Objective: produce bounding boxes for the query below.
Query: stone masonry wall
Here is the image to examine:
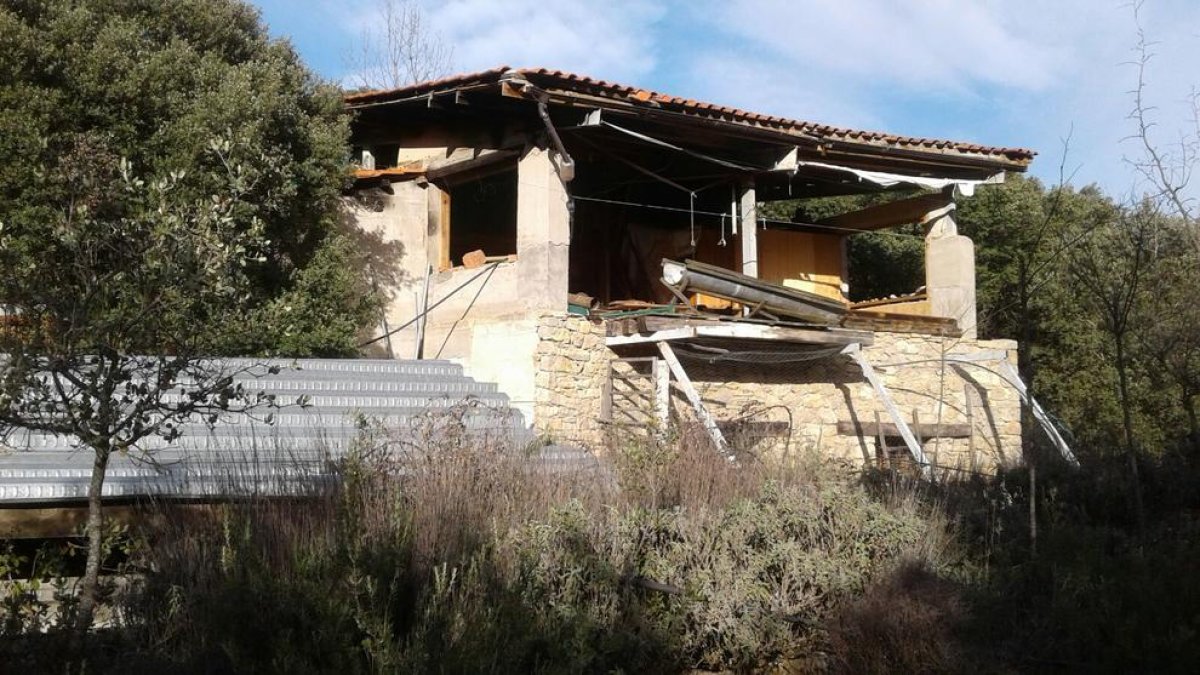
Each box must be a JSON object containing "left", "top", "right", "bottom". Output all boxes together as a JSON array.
[{"left": 533, "top": 312, "right": 1023, "bottom": 472}]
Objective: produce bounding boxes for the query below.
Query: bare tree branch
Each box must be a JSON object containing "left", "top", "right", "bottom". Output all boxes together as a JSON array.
[
  {"left": 346, "top": 0, "right": 455, "bottom": 90},
  {"left": 1124, "top": 0, "right": 1197, "bottom": 230}
]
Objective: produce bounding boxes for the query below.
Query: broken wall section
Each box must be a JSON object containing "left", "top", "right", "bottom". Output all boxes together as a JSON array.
[
  {"left": 533, "top": 314, "right": 1022, "bottom": 472},
  {"left": 346, "top": 143, "right": 572, "bottom": 424}
]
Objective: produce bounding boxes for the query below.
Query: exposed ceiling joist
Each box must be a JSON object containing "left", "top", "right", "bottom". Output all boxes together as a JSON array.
[{"left": 818, "top": 192, "right": 954, "bottom": 232}]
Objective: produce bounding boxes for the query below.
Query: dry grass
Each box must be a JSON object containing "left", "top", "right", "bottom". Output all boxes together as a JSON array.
[{"left": 7, "top": 410, "right": 963, "bottom": 673}]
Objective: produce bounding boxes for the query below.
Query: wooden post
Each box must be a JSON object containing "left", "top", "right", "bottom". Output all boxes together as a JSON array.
[
  {"left": 653, "top": 357, "right": 670, "bottom": 436},
  {"left": 874, "top": 410, "right": 885, "bottom": 469},
  {"left": 1029, "top": 461, "right": 1038, "bottom": 558},
  {"left": 657, "top": 341, "right": 729, "bottom": 456},
  {"left": 415, "top": 265, "right": 431, "bottom": 359},
  {"left": 843, "top": 344, "right": 930, "bottom": 475},
  {"left": 965, "top": 384, "right": 978, "bottom": 473},
  {"left": 915, "top": 409, "right": 929, "bottom": 477},
  {"left": 601, "top": 363, "right": 613, "bottom": 423}
]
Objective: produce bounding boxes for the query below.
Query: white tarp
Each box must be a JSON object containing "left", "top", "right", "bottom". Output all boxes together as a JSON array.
[{"left": 795, "top": 160, "right": 1005, "bottom": 196}]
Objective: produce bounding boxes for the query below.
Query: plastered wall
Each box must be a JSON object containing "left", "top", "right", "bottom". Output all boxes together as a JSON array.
[{"left": 346, "top": 144, "right": 570, "bottom": 424}]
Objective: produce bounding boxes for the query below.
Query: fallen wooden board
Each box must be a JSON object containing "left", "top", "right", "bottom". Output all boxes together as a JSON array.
[
  {"left": 842, "top": 310, "right": 961, "bottom": 337},
  {"left": 837, "top": 420, "right": 971, "bottom": 438},
  {"left": 607, "top": 315, "right": 873, "bottom": 346}
]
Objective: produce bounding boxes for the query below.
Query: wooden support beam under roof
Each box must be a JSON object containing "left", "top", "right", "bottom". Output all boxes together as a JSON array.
[
  {"left": 817, "top": 191, "right": 953, "bottom": 232},
  {"left": 605, "top": 314, "right": 873, "bottom": 347},
  {"left": 426, "top": 148, "right": 521, "bottom": 183}
]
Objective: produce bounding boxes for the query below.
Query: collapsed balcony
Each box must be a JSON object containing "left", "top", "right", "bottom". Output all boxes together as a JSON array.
[{"left": 343, "top": 67, "right": 1063, "bottom": 472}]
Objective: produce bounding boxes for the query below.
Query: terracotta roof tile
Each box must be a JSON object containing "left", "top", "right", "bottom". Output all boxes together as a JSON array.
[{"left": 344, "top": 66, "right": 1035, "bottom": 165}]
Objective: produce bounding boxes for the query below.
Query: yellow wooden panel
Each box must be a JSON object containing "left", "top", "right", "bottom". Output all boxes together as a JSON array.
[
  {"left": 691, "top": 226, "right": 740, "bottom": 309},
  {"left": 757, "top": 229, "right": 846, "bottom": 302},
  {"left": 854, "top": 299, "right": 931, "bottom": 317}
]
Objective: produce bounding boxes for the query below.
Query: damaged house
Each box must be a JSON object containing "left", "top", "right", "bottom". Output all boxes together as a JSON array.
[{"left": 347, "top": 66, "right": 1074, "bottom": 473}]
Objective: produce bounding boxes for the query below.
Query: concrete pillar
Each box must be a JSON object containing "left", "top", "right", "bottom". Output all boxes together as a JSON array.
[
  {"left": 738, "top": 180, "right": 758, "bottom": 278},
  {"left": 925, "top": 213, "right": 977, "bottom": 338},
  {"left": 516, "top": 143, "right": 571, "bottom": 312}
]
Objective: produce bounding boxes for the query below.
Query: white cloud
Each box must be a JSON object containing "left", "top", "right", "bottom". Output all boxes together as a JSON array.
[
  {"left": 677, "top": 0, "right": 1200, "bottom": 197},
  {"left": 424, "top": 0, "right": 667, "bottom": 83},
  {"left": 698, "top": 0, "right": 1067, "bottom": 93},
  {"left": 272, "top": 0, "right": 1200, "bottom": 197},
  {"left": 681, "top": 53, "right": 885, "bottom": 130}
]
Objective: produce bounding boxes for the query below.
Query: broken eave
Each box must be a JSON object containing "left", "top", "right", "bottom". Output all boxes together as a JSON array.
[
  {"left": 344, "top": 66, "right": 1035, "bottom": 184},
  {"left": 492, "top": 69, "right": 1033, "bottom": 173},
  {"left": 352, "top": 165, "right": 424, "bottom": 181}
]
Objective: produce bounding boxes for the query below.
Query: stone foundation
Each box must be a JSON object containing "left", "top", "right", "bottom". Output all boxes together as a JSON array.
[{"left": 533, "top": 312, "right": 1022, "bottom": 472}]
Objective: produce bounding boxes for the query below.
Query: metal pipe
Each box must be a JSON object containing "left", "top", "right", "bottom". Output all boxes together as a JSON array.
[
  {"left": 662, "top": 259, "right": 844, "bottom": 324},
  {"left": 536, "top": 98, "right": 576, "bottom": 182}
]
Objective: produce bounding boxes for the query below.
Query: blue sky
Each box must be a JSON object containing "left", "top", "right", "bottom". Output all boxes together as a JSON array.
[{"left": 254, "top": 0, "right": 1200, "bottom": 198}]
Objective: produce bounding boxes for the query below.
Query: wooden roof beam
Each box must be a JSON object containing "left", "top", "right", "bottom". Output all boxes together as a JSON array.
[{"left": 817, "top": 191, "right": 954, "bottom": 232}]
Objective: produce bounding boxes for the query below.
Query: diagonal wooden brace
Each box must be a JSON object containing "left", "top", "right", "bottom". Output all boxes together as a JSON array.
[
  {"left": 656, "top": 341, "right": 730, "bottom": 457},
  {"left": 842, "top": 343, "right": 931, "bottom": 475}
]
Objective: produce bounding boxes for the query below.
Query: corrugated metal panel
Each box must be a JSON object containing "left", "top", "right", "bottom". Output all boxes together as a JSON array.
[{"left": 0, "top": 359, "right": 597, "bottom": 503}]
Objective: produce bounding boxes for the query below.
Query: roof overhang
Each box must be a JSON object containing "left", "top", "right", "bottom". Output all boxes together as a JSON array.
[{"left": 345, "top": 67, "right": 1034, "bottom": 181}]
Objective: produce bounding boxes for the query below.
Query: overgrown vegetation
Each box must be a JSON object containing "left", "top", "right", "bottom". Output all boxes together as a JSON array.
[
  {"left": 2, "top": 424, "right": 965, "bottom": 673},
  {"left": 6, "top": 425, "right": 1196, "bottom": 673},
  {"left": 3, "top": 0, "right": 1199, "bottom": 672}
]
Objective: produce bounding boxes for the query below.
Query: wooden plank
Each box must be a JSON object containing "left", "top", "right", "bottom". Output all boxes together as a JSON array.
[
  {"left": 678, "top": 420, "right": 790, "bottom": 436},
  {"left": 966, "top": 384, "right": 977, "bottom": 472},
  {"left": 843, "top": 344, "right": 930, "bottom": 473},
  {"left": 836, "top": 420, "right": 971, "bottom": 438},
  {"left": 0, "top": 502, "right": 213, "bottom": 539},
  {"left": 609, "top": 372, "right": 654, "bottom": 381},
  {"left": 874, "top": 411, "right": 885, "bottom": 468},
  {"left": 757, "top": 229, "right": 847, "bottom": 303},
  {"left": 818, "top": 192, "right": 952, "bottom": 232},
  {"left": 851, "top": 292, "right": 928, "bottom": 310},
  {"left": 653, "top": 357, "right": 670, "bottom": 432},
  {"left": 425, "top": 148, "right": 520, "bottom": 182},
  {"left": 437, "top": 188, "right": 451, "bottom": 271},
  {"left": 600, "top": 366, "right": 612, "bottom": 422},
  {"left": 842, "top": 311, "right": 962, "bottom": 337},
  {"left": 638, "top": 315, "right": 872, "bottom": 345},
  {"left": 609, "top": 390, "right": 653, "bottom": 405},
  {"left": 606, "top": 327, "right": 696, "bottom": 346},
  {"left": 657, "top": 342, "right": 729, "bottom": 456},
  {"left": 415, "top": 265, "right": 431, "bottom": 359},
  {"left": 692, "top": 323, "right": 863, "bottom": 346}
]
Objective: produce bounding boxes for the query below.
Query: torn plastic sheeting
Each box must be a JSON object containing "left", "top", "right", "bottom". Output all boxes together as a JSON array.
[{"left": 796, "top": 160, "right": 1004, "bottom": 196}]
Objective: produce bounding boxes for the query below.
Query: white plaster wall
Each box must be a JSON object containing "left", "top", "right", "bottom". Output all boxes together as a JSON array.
[{"left": 345, "top": 143, "right": 571, "bottom": 424}]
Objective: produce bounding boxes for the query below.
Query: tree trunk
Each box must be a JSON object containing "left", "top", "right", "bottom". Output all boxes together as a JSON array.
[
  {"left": 1184, "top": 392, "right": 1199, "bottom": 452},
  {"left": 1029, "top": 461, "right": 1038, "bottom": 559},
  {"left": 1017, "top": 266, "right": 1037, "bottom": 459},
  {"left": 1113, "top": 337, "right": 1147, "bottom": 543},
  {"left": 1019, "top": 264, "right": 1039, "bottom": 560},
  {"left": 75, "top": 443, "right": 112, "bottom": 638}
]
